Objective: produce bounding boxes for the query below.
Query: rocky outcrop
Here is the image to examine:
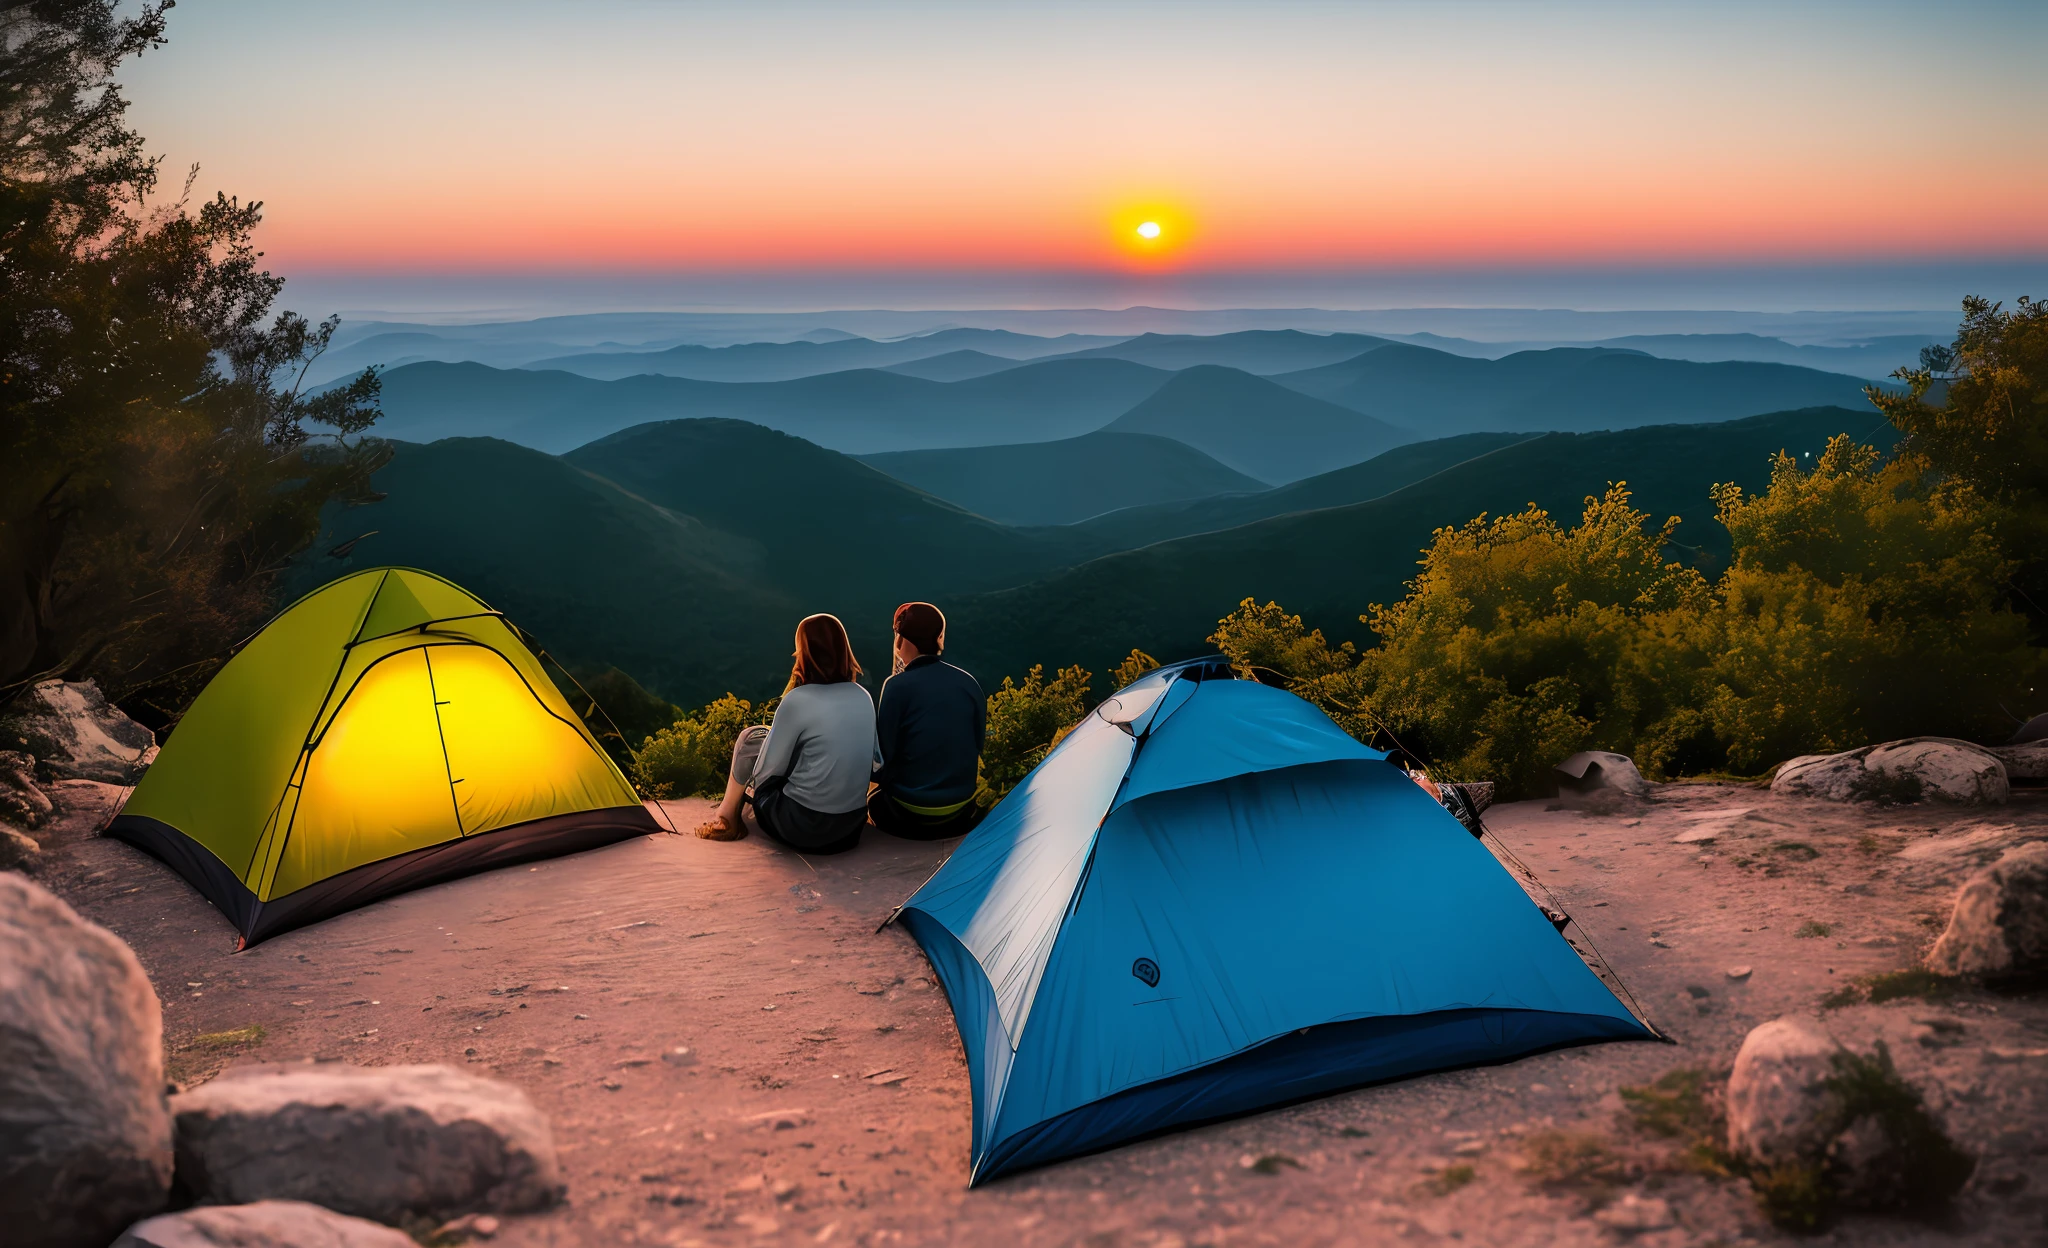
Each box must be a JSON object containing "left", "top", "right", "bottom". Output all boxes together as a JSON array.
[
  {"left": 0, "top": 749, "right": 53, "bottom": 828},
  {"left": 1773, "top": 737, "right": 2008, "bottom": 806},
  {"left": 0, "top": 875, "right": 173, "bottom": 1248},
  {"left": 1553, "top": 750, "right": 1651, "bottom": 798},
  {"left": 112, "top": 1201, "right": 417, "bottom": 1248},
  {"left": 171, "top": 1064, "right": 562, "bottom": 1225},
  {"left": 1726, "top": 1019, "right": 1972, "bottom": 1224},
  {"left": 1925, "top": 841, "right": 2048, "bottom": 979},
  {"left": 1990, "top": 739, "right": 2048, "bottom": 783},
  {"left": 7, "top": 679, "right": 157, "bottom": 784}
]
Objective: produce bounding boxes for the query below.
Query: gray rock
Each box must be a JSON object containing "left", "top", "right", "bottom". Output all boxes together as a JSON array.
[
  {"left": 1726, "top": 1020, "right": 1973, "bottom": 1215},
  {"left": 1773, "top": 737, "right": 2008, "bottom": 805},
  {"left": 1726, "top": 1018, "right": 1840, "bottom": 1166},
  {"left": 0, "top": 874, "right": 173, "bottom": 1248},
  {"left": 171, "top": 1063, "right": 562, "bottom": 1224},
  {"left": 113, "top": 1201, "right": 416, "bottom": 1248},
  {"left": 1926, "top": 841, "right": 2048, "bottom": 979},
  {"left": 1990, "top": 739, "right": 2048, "bottom": 782},
  {"left": 0, "top": 749, "right": 53, "bottom": 828},
  {"left": 9, "top": 679, "right": 157, "bottom": 783},
  {"left": 1553, "top": 750, "right": 1651, "bottom": 797}
]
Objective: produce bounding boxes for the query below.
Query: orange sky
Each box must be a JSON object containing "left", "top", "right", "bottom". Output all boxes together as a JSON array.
[{"left": 125, "top": 2, "right": 2048, "bottom": 275}]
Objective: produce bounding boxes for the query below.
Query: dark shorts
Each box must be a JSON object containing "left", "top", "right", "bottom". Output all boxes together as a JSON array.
[
  {"left": 730, "top": 725, "right": 864, "bottom": 855},
  {"left": 867, "top": 787, "right": 983, "bottom": 841}
]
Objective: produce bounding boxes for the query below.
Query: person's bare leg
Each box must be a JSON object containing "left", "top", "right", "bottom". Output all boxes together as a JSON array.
[{"left": 698, "top": 726, "right": 765, "bottom": 839}]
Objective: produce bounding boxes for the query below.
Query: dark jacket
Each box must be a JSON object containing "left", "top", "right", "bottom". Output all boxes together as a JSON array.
[{"left": 874, "top": 655, "right": 985, "bottom": 806}]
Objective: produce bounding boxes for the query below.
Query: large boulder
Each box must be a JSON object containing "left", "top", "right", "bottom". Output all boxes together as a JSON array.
[
  {"left": 113, "top": 1201, "right": 417, "bottom": 1248},
  {"left": 1773, "top": 737, "right": 2008, "bottom": 806},
  {"left": 1553, "top": 751, "right": 1650, "bottom": 799},
  {"left": 171, "top": 1063, "right": 562, "bottom": 1224},
  {"left": 1726, "top": 1018, "right": 1840, "bottom": 1166},
  {"left": 1925, "top": 841, "right": 2048, "bottom": 979},
  {"left": 1726, "top": 1019, "right": 1972, "bottom": 1223},
  {"left": 0, "top": 874, "right": 173, "bottom": 1248},
  {"left": 0, "top": 748, "right": 53, "bottom": 828},
  {"left": 7, "top": 679, "right": 157, "bottom": 783},
  {"left": 1990, "top": 739, "right": 2048, "bottom": 783}
]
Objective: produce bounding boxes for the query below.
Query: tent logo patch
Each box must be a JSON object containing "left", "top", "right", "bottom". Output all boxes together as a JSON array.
[{"left": 1131, "top": 957, "right": 1160, "bottom": 988}]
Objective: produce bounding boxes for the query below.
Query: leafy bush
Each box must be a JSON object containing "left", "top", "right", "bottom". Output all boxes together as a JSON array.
[
  {"left": 1109, "top": 648, "right": 1160, "bottom": 691},
  {"left": 630, "top": 694, "right": 770, "bottom": 799},
  {"left": 980, "top": 663, "right": 1092, "bottom": 800}
]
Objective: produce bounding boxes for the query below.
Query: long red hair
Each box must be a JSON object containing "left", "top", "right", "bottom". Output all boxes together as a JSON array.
[{"left": 788, "top": 613, "right": 861, "bottom": 689}]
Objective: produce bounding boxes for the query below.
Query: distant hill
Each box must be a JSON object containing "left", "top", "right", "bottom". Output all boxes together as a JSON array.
[
  {"left": 1050, "top": 329, "right": 1392, "bottom": 375},
  {"left": 368, "top": 357, "right": 1173, "bottom": 454},
  {"left": 1102, "top": 365, "right": 1411, "bottom": 483},
  {"left": 942, "top": 406, "right": 1893, "bottom": 685},
  {"left": 1272, "top": 344, "right": 1874, "bottom": 435},
  {"left": 288, "top": 437, "right": 800, "bottom": 705},
  {"left": 1590, "top": 333, "right": 1934, "bottom": 380},
  {"left": 860, "top": 431, "right": 1269, "bottom": 526},
  {"left": 880, "top": 349, "right": 1028, "bottom": 382},
  {"left": 1048, "top": 431, "right": 1538, "bottom": 559},
  {"left": 524, "top": 328, "right": 1127, "bottom": 383}
]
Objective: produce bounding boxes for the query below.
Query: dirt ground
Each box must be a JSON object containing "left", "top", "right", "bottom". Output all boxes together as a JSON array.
[{"left": 30, "top": 778, "right": 2048, "bottom": 1248}]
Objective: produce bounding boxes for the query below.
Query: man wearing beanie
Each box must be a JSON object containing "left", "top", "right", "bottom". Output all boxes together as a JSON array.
[{"left": 871, "top": 602, "right": 986, "bottom": 838}]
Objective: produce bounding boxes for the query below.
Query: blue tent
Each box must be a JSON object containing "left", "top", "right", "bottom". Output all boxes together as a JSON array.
[{"left": 894, "top": 659, "right": 1656, "bottom": 1184}]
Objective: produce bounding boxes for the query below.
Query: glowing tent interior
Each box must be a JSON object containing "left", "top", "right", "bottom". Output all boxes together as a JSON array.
[{"left": 109, "top": 567, "right": 660, "bottom": 945}]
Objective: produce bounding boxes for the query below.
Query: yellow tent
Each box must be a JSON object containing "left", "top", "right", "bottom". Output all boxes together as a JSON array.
[{"left": 110, "top": 568, "right": 660, "bottom": 944}]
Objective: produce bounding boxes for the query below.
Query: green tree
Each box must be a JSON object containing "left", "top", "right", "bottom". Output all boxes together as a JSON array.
[
  {"left": 1702, "top": 436, "right": 2036, "bottom": 767},
  {"left": 0, "top": 2, "right": 385, "bottom": 720},
  {"left": 1362, "top": 486, "right": 1712, "bottom": 796},
  {"left": 980, "top": 663, "right": 1092, "bottom": 799},
  {"left": 1868, "top": 295, "right": 2048, "bottom": 637}
]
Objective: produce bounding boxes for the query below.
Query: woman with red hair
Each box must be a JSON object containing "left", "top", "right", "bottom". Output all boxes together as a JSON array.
[{"left": 696, "top": 614, "right": 877, "bottom": 854}]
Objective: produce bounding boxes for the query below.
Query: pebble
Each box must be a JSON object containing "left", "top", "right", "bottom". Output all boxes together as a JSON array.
[{"left": 1727, "top": 966, "right": 1753, "bottom": 980}]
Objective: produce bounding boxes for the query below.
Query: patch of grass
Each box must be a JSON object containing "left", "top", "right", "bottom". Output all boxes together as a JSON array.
[
  {"left": 1772, "top": 841, "right": 1822, "bottom": 862},
  {"left": 1865, "top": 969, "right": 1957, "bottom": 1004},
  {"left": 1619, "top": 1067, "right": 1739, "bottom": 1179},
  {"left": 1856, "top": 833, "right": 1884, "bottom": 853},
  {"left": 1820, "top": 968, "right": 1960, "bottom": 1009},
  {"left": 1822, "top": 1042, "right": 1975, "bottom": 1216},
  {"left": 1520, "top": 1130, "right": 1631, "bottom": 1207},
  {"left": 1819, "top": 984, "right": 1865, "bottom": 1010},
  {"left": 1422, "top": 1162, "right": 1477, "bottom": 1195},
  {"left": 1752, "top": 1162, "right": 1830, "bottom": 1233},
  {"left": 1620, "top": 1068, "right": 1714, "bottom": 1139},
  {"left": 1795, "top": 920, "right": 1834, "bottom": 939},
  {"left": 192, "top": 1024, "right": 266, "bottom": 1049}
]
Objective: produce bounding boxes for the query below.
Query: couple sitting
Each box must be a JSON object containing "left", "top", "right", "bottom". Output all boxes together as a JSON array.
[{"left": 693, "top": 602, "right": 984, "bottom": 853}]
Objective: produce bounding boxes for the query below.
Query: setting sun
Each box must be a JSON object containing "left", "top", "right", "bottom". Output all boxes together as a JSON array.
[{"left": 1136, "top": 221, "right": 1161, "bottom": 240}]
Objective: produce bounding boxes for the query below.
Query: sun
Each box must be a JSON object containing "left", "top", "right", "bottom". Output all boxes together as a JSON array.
[{"left": 1136, "top": 221, "right": 1162, "bottom": 240}]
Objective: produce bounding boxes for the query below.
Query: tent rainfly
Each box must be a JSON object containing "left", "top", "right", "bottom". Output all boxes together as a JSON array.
[
  {"left": 110, "top": 567, "right": 660, "bottom": 945},
  {"left": 892, "top": 659, "right": 1656, "bottom": 1184}
]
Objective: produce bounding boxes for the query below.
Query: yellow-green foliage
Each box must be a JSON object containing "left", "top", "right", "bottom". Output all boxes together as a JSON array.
[
  {"left": 1702, "top": 437, "right": 2034, "bottom": 769},
  {"left": 1109, "top": 648, "right": 1161, "bottom": 691},
  {"left": 630, "top": 693, "right": 771, "bottom": 799},
  {"left": 1209, "top": 422, "right": 2039, "bottom": 797},
  {"left": 1208, "top": 599, "right": 1371, "bottom": 739},
  {"left": 980, "top": 663, "right": 1092, "bottom": 799}
]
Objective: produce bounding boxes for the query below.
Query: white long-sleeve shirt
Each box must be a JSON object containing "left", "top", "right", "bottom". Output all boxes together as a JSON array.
[{"left": 750, "top": 681, "right": 878, "bottom": 814}]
